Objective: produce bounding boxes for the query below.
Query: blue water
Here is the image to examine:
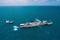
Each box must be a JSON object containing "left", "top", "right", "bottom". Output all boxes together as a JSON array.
[{"left": 0, "top": 6, "right": 60, "bottom": 40}]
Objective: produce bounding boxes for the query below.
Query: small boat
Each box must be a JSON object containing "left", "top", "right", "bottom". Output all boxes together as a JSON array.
[
  {"left": 20, "top": 19, "right": 53, "bottom": 28},
  {"left": 6, "top": 20, "right": 14, "bottom": 24}
]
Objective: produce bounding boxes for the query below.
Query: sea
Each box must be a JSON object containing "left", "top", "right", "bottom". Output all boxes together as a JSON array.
[{"left": 0, "top": 6, "right": 60, "bottom": 40}]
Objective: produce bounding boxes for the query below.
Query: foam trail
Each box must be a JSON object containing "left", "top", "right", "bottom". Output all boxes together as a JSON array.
[
  {"left": 13, "top": 26, "right": 19, "bottom": 31},
  {"left": 13, "top": 28, "right": 18, "bottom": 31}
]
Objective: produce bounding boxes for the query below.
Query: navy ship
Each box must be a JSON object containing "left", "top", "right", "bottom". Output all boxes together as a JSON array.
[{"left": 20, "top": 19, "right": 53, "bottom": 28}]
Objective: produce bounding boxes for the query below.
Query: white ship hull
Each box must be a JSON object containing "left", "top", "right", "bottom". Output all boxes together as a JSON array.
[
  {"left": 20, "top": 19, "right": 53, "bottom": 28},
  {"left": 20, "top": 22, "right": 41, "bottom": 28}
]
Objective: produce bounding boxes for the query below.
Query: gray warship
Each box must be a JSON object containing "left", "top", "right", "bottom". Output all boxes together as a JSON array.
[{"left": 20, "top": 19, "right": 53, "bottom": 28}]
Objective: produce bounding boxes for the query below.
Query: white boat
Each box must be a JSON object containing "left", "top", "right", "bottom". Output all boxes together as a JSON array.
[
  {"left": 6, "top": 20, "right": 14, "bottom": 24},
  {"left": 20, "top": 19, "right": 53, "bottom": 28}
]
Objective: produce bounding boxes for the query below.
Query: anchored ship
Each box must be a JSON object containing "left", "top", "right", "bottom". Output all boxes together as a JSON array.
[
  {"left": 6, "top": 20, "right": 14, "bottom": 24},
  {"left": 20, "top": 19, "right": 53, "bottom": 28}
]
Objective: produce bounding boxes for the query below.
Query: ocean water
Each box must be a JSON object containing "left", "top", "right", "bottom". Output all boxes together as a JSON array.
[{"left": 0, "top": 6, "right": 60, "bottom": 40}]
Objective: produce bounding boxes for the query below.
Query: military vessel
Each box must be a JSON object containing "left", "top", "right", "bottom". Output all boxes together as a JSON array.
[{"left": 20, "top": 19, "right": 53, "bottom": 28}]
